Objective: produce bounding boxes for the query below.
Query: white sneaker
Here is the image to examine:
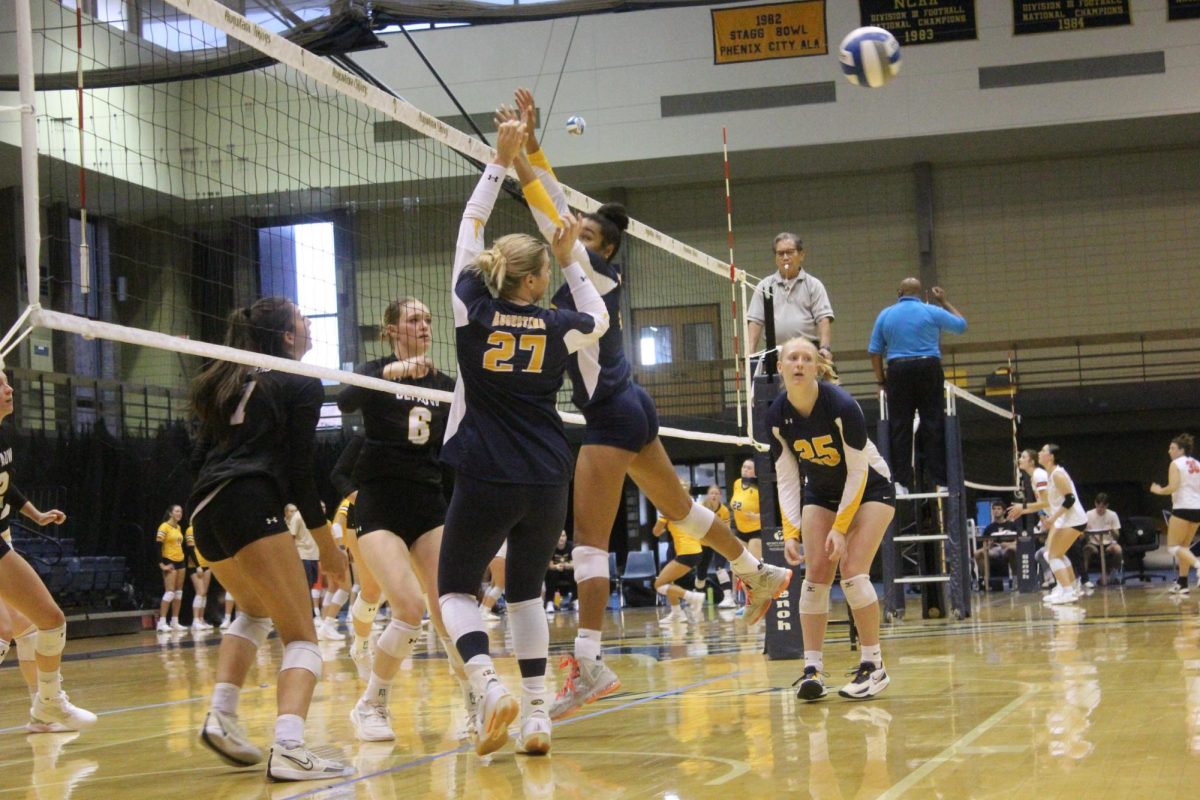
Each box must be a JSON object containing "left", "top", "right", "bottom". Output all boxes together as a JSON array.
[
  {"left": 350, "top": 637, "right": 373, "bottom": 681},
  {"left": 1169, "top": 583, "right": 1191, "bottom": 596},
  {"left": 170, "top": 621, "right": 187, "bottom": 632},
  {"left": 741, "top": 563, "right": 793, "bottom": 625},
  {"left": 191, "top": 620, "right": 210, "bottom": 632},
  {"left": 516, "top": 691, "right": 551, "bottom": 755},
  {"left": 481, "top": 607, "right": 502, "bottom": 624},
  {"left": 349, "top": 698, "right": 395, "bottom": 742},
  {"left": 1083, "top": 580, "right": 1096, "bottom": 590},
  {"left": 472, "top": 669, "right": 519, "bottom": 757},
  {"left": 717, "top": 595, "right": 737, "bottom": 609},
  {"left": 29, "top": 692, "right": 97, "bottom": 733},
  {"left": 156, "top": 619, "right": 170, "bottom": 633},
  {"left": 317, "top": 620, "right": 344, "bottom": 641},
  {"left": 267, "top": 742, "right": 354, "bottom": 782},
  {"left": 200, "top": 709, "right": 262, "bottom": 766},
  {"left": 1042, "top": 585, "right": 1065, "bottom": 604},
  {"left": 838, "top": 662, "right": 890, "bottom": 700},
  {"left": 545, "top": 601, "right": 555, "bottom": 615},
  {"left": 684, "top": 592, "right": 705, "bottom": 624},
  {"left": 794, "top": 666, "right": 828, "bottom": 702},
  {"left": 1048, "top": 587, "right": 1080, "bottom": 605},
  {"left": 549, "top": 655, "right": 621, "bottom": 721},
  {"left": 220, "top": 617, "right": 232, "bottom": 630},
  {"left": 455, "top": 685, "right": 478, "bottom": 742},
  {"left": 658, "top": 608, "right": 686, "bottom": 626}
]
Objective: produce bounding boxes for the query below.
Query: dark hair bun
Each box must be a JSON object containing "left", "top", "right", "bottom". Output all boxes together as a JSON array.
[{"left": 597, "top": 202, "right": 629, "bottom": 232}]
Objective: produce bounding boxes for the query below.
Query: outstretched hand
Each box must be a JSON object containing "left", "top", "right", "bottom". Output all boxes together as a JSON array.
[
  {"left": 493, "top": 119, "right": 527, "bottom": 167},
  {"left": 550, "top": 213, "right": 582, "bottom": 266}
]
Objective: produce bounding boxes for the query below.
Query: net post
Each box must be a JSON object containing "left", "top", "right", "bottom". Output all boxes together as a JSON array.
[
  {"left": 942, "top": 387, "right": 972, "bottom": 620},
  {"left": 15, "top": 0, "right": 41, "bottom": 311}
]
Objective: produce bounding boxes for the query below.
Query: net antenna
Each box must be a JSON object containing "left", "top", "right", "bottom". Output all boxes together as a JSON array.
[{"left": 11, "top": 0, "right": 754, "bottom": 448}]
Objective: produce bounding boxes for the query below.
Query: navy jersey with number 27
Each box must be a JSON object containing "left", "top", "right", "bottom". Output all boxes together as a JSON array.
[{"left": 440, "top": 163, "right": 609, "bottom": 485}]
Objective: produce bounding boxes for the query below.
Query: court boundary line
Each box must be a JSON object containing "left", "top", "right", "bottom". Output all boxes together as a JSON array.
[
  {"left": 278, "top": 668, "right": 750, "bottom": 800},
  {"left": 875, "top": 687, "right": 1038, "bottom": 800}
]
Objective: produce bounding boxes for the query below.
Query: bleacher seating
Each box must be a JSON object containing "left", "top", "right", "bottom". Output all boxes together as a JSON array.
[{"left": 11, "top": 534, "right": 126, "bottom": 608}]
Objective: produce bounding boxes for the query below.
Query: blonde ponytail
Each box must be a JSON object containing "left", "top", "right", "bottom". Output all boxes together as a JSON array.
[{"left": 470, "top": 234, "right": 548, "bottom": 299}]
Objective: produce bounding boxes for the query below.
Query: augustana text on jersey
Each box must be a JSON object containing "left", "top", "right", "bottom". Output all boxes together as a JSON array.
[{"left": 491, "top": 312, "right": 546, "bottom": 330}]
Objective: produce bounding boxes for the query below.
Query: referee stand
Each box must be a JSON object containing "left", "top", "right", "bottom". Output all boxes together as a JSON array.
[{"left": 877, "top": 385, "right": 972, "bottom": 621}]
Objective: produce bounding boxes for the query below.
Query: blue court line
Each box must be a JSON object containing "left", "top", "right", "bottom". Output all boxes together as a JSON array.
[{"left": 279, "top": 668, "right": 750, "bottom": 800}]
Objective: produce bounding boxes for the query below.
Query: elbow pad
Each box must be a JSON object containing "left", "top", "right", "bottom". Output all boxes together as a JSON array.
[{"left": 1062, "top": 493, "right": 1076, "bottom": 508}]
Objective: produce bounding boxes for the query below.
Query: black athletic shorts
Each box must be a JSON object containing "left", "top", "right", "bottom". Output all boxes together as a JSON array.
[
  {"left": 355, "top": 479, "right": 447, "bottom": 548},
  {"left": 1174, "top": 509, "right": 1200, "bottom": 523},
  {"left": 0, "top": 535, "right": 10, "bottom": 560},
  {"left": 191, "top": 476, "right": 289, "bottom": 563},
  {"left": 582, "top": 383, "right": 659, "bottom": 453},
  {"left": 804, "top": 475, "right": 896, "bottom": 513},
  {"left": 672, "top": 552, "right": 703, "bottom": 569},
  {"left": 160, "top": 559, "right": 185, "bottom": 570},
  {"left": 735, "top": 529, "right": 762, "bottom": 544}
]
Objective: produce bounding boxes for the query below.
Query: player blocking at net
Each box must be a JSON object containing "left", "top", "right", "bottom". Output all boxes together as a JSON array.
[
  {"left": 436, "top": 118, "right": 609, "bottom": 757},
  {"left": 499, "top": 89, "right": 792, "bottom": 721},
  {"left": 770, "top": 338, "right": 896, "bottom": 701}
]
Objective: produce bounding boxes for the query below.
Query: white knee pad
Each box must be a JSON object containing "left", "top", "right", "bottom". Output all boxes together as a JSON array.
[
  {"left": 673, "top": 502, "right": 716, "bottom": 540},
  {"left": 1169, "top": 545, "right": 1182, "bottom": 558},
  {"left": 716, "top": 568, "right": 730, "bottom": 585},
  {"left": 193, "top": 596, "right": 205, "bottom": 610},
  {"left": 279, "top": 640, "right": 322, "bottom": 679},
  {"left": 14, "top": 624, "right": 37, "bottom": 662},
  {"left": 226, "top": 613, "right": 272, "bottom": 648},
  {"left": 799, "top": 580, "right": 831, "bottom": 615},
  {"left": 376, "top": 619, "right": 421, "bottom": 660},
  {"left": 573, "top": 546, "right": 609, "bottom": 583},
  {"left": 35, "top": 624, "right": 66, "bottom": 658},
  {"left": 840, "top": 575, "right": 878, "bottom": 610},
  {"left": 310, "top": 588, "right": 322, "bottom": 601},
  {"left": 162, "top": 591, "right": 175, "bottom": 603},
  {"left": 328, "top": 589, "right": 350, "bottom": 607},
  {"left": 655, "top": 584, "right": 671, "bottom": 598},
  {"left": 225, "top": 592, "right": 235, "bottom": 603},
  {"left": 352, "top": 594, "right": 380, "bottom": 626},
  {"left": 1048, "top": 557, "right": 1070, "bottom": 573},
  {"left": 484, "top": 586, "right": 503, "bottom": 603}
]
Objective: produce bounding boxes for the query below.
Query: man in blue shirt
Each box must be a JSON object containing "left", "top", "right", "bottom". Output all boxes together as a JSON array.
[{"left": 868, "top": 278, "right": 967, "bottom": 491}]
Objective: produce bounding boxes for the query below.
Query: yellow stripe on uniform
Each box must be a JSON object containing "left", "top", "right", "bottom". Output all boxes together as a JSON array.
[
  {"left": 833, "top": 473, "right": 867, "bottom": 534},
  {"left": 528, "top": 148, "right": 556, "bottom": 179},
  {"left": 522, "top": 178, "right": 562, "bottom": 228}
]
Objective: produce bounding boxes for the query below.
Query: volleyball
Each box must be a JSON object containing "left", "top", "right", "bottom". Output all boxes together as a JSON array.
[
  {"left": 838, "top": 27, "right": 902, "bottom": 89},
  {"left": 565, "top": 115, "right": 586, "bottom": 136}
]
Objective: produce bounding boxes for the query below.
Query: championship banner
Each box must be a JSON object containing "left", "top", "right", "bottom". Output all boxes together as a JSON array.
[
  {"left": 711, "top": 0, "right": 827, "bottom": 65},
  {"left": 858, "top": 0, "right": 977, "bottom": 45},
  {"left": 1012, "top": 0, "right": 1130, "bottom": 34},
  {"left": 1169, "top": 0, "right": 1200, "bottom": 21}
]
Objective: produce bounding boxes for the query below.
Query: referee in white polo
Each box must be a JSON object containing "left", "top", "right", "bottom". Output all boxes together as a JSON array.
[
  {"left": 868, "top": 278, "right": 967, "bottom": 493},
  {"left": 746, "top": 232, "right": 835, "bottom": 361}
]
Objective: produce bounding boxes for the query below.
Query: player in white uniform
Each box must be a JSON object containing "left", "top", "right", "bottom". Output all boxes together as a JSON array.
[
  {"left": 1010, "top": 445, "right": 1086, "bottom": 604},
  {"left": 1152, "top": 434, "right": 1200, "bottom": 594}
]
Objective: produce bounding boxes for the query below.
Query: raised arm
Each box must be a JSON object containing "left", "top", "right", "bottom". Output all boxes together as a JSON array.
[
  {"left": 452, "top": 120, "right": 527, "bottom": 295},
  {"left": 553, "top": 214, "right": 610, "bottom": 352}
]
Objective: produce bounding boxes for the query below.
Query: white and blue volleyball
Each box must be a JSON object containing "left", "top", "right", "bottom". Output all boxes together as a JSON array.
[
  {"left": 565, "top": 115, "right": 586, "bottom": 136},
  {"left": 838, "top": 27, "right": 901, "bottom": 89}
]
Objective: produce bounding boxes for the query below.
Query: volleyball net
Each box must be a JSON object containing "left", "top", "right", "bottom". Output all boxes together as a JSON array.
[{"left": 3, "top": 0, "right": 752, "bottom": 443}]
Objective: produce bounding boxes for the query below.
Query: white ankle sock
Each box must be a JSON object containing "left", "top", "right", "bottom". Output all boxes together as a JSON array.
[
  {"left": 365, "top": 673, "right": 392, "bottom": 705},
  {"left": 274, "top": 713, "right": 304, "bottom": 747},
  {"left": 730, "top": 550, "right": 761, "bottom": 575},
  {"left": 211, "top": 682, "right": 240, "bottom": 715},
  {"left": 862, "top": 644, "right": 882, "bottom": 667},
  {"left": 804, "top": 650, "right": 824, "bottom": 672},
  {"left": 36, "top": 670, "right": 60, "bottom": 700},
  {"left": 575, "top": 629, "right": 602, "bottom": 661}
]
